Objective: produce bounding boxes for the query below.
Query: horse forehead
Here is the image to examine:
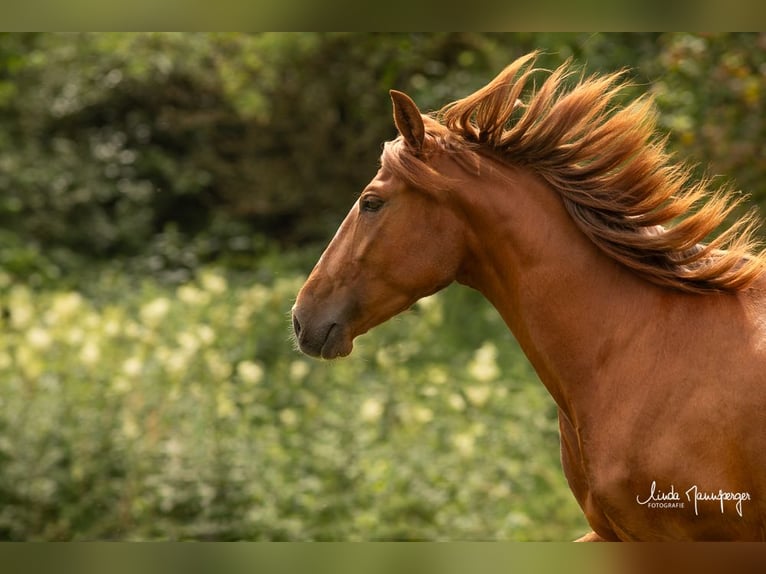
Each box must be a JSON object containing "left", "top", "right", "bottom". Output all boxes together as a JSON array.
[{"left": 364, "top": 166, "right": 403, "bottom": 192}]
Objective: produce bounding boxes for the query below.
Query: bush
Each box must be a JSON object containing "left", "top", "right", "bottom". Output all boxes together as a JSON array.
[
  {"left": 2, "top": 33, "right": 764, "bottom": 277},
  {"left": 0, "top": 263, "right": 587, "bottom": 540},
  {"left": 0, "top": 33, "right": 527, "bottom": 261}
]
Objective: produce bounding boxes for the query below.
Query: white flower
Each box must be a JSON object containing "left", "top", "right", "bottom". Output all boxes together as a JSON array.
[
  {"left": 413, "top": 406, "right": 434, "bottom": 424},
  {"left": 416, "top": 294, "right": 439, "bottom": 311},
  {"left": 465, "top": 385, "right": 492, "bottom": 407},
  {"left": 200, "top": 271, "right": 227, "bottom": 295},
  {"left": 9, "top": 286, "right": 33, "bottom": 329},
  {"left": 165, "top": 352, "right": 187, "bottom": 376},
  {"left": 111, "top": 377, "right": 132, "bottom": 394},
  {"left": 448, "top": 393, "right": 466, "bottom": 411},
  {"left": 50, "top": 292, "right": 84, "bottom": 321},
  {"left": 26, "top": 327, "right": 52, "bottom": 350},
  {"left": 453, "top": 432, "right": 475, "bottom": 457},
  {"left": 216, "top": 393, "right": 236, "bottom": 418},
  {"left": 237, "top": 360, "right": 264, "bottom": 385},
  {"left": 206, "top": 351, "right": 232, "bottom": 380},
  {"left": 279, "top": 408, "right": 298, "bottom": 427},
  {"left": 177, "top": 284, "right": 210, "bottom": 306},
  {"left": 425, "top": 366, "right": 448, "bottom": 385},
  {"left": 360, "top": 398, "right": 384, "bottom": 422},
  {"left": 66, "top": 327, "right": 85, "bottom": 345},
  {"left": 140, "top": 297, "right": 171, "bottom": 326},
  {"left": 16, "top": 347, "right": 43, "bottom": 378},
  {"left": 196, "top": 325, "right": 216, "bottom": 346},
  {"left": 80, "top": 341, "right": 101, "bottom": 365},
  {"left": 289, "top": 360, "right": 310, "bottom": 381},
  {"left": 246, "top": 284, "right": 270, "bottom": 309},
  {"left": 467, "top": 341, "right": 500, "bottom": 382},
  {"left": 123, "top": 356, "right": 143, "bottom": 377},
  {"left": 103, "top": 317, "right": 121, "bottom": 337},
  {"left": 177, "top": 332, "right": 200, "bottom": 354}
]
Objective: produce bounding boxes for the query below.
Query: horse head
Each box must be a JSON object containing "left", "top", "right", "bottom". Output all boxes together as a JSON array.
[{"left": 291, "top": 91, "right": 466, "bottom": 359}]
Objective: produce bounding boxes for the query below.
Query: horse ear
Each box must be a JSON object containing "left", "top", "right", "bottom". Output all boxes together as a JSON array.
[{"left": 390, "top": 89, "right": 425, "bottom": 151}]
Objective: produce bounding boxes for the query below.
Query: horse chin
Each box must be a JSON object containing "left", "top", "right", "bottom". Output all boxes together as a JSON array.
[{"left": 319, "top": 323, "right": 354, "bottom": 360}]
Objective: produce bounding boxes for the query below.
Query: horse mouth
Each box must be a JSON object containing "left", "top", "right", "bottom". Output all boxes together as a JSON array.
[
  {"left": 292, "top": 311, "right": 353, "bottom": 360},
  {"left": 318, "top": 323, "right": 353, "bottom": 359}
]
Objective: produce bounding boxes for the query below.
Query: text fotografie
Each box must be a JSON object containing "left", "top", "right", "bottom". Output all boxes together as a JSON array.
[{"left": 636, "top": 481, "right": 751, "bottom": 517}]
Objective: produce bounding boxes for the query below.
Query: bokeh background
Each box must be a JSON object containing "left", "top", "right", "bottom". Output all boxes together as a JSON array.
[{"left": 0, "top": 32, "right": 764, "bottom": 541}]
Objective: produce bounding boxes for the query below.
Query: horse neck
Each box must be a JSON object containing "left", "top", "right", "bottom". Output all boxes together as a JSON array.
[{"left": 451, "top": 159, "right": 651, "bottom": 419}]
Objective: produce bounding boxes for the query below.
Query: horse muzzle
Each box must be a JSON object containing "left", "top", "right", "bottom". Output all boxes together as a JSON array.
[{"left": 291, "top": 305, "right": 354, "bottom": 360}]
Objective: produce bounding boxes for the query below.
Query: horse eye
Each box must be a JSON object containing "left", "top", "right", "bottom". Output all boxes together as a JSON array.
[{"left": 360, "top": 196, "right": 385, "bottom": 213}]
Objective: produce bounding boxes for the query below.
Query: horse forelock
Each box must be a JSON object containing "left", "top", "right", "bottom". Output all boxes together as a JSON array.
[
  {"left": 380, "top": 119, "right": 471, "bottom": 194},
  {"left": 402, "top": 51, "right": 766, "bottom": 294}
]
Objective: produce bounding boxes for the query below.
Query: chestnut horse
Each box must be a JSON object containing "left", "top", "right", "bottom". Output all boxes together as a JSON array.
[{"left": 291, "top": 52, "right": 766, "bottom": 541}]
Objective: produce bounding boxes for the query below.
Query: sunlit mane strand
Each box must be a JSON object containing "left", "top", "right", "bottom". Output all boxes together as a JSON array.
[{"left": 397, "top": 52, "right": 766, "bottom": 293}]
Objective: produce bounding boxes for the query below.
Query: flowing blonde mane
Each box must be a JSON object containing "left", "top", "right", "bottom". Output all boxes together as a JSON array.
[{"left": 384, "top": 52, "right": 766, "bottom": 293}]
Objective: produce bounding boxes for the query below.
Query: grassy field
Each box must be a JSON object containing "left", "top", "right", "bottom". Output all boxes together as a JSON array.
[{"left": 0, "top": 259, "right": 588, "bottom": 540}]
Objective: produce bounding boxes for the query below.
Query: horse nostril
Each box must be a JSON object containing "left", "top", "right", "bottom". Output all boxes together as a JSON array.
[{"left": 292, "top": 312, "right": 302, "bottom": 338}]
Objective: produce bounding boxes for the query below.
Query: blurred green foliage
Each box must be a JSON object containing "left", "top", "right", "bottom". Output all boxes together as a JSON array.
[
  {"left": 0, "top": 264, "right": 587, "bottom": 540},
  {"left": 649, "top": 33, "right": 766, "bottom": 217},
  {"left": 0, "top": 33, "right": 765, "bottom": 540},
  {"left": 1, "top": 33, "right": 764, "bottom": 284}
]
